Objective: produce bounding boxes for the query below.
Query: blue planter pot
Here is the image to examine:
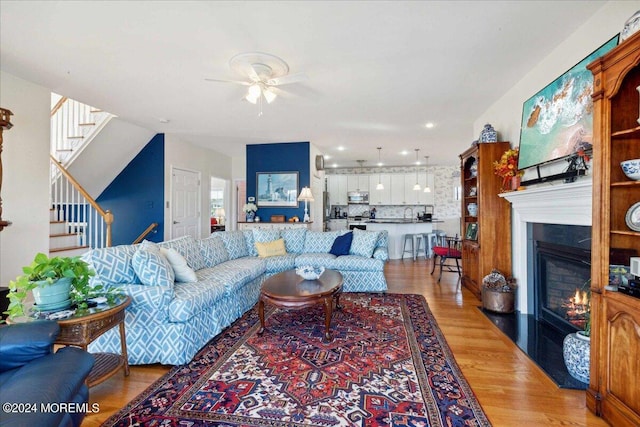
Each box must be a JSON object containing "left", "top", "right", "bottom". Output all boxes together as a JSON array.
[{"left": 31, "top": 277, "right": 72, "bottom": 310}]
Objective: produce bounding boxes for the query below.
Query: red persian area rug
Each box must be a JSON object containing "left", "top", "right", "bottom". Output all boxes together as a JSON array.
[{"left": 103, "top": 293, "right": 491, "bottom": 427}]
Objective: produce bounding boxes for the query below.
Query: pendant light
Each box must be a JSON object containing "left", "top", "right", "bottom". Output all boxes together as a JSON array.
[
  {"left": 376, "top": 147, "right": 384, "bottom": 190},
  {"left": 423, "top": 156, "right": 432, "bottom": 193},
  {"left": 413, "top": 149, "right": 421, "bottom": 191}
]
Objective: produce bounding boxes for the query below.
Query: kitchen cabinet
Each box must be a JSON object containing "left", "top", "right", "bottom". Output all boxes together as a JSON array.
[
  {"left": 403, "top": 174, "right": 432, "bottom": 205},
  {"left": 586, "top": 32, "right": 640, "bottom": 427},
  {"left": 390, "top": 174, "right": 406, "bottom": 205},
  {"left": 347, "top": 175, "right": 369, "bottom": 192},
  {"left": 327, "top": 175, "right": 347, "bottom": 205},
  {"left": 459, "top": 141, "right": 512, "bottom": 298},
  {"left": 327, "top": 219, "right": 347, "bottom": 231},
  {"left": 369, "top": 174, "right": 391, "bottom": 205}
]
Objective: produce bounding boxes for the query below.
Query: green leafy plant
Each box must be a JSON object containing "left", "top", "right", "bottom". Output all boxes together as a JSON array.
[{"left": 5, "top": 253, "right": 120, "bottom": 319}]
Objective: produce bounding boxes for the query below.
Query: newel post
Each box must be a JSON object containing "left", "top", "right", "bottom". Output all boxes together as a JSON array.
[{"left": 0, "top": 107, "right": 13, "bottom": 231}]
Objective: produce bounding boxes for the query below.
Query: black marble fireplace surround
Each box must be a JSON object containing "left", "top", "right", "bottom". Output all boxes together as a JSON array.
[{"left": 482, "top": 223, "right": 592, "bottom": 389}]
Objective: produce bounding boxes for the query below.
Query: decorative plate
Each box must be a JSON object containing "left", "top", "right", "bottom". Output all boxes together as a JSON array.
[{"left": 625, "top": 201, "right": 640, "bottom": 232}]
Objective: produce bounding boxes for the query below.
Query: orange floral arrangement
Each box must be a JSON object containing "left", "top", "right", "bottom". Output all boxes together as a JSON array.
[{"left": 493, "top": 148, "right": 524, "bottom": 188}]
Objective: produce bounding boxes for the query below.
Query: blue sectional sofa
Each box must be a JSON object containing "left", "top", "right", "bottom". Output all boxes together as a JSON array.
[{"left": 84, "top": 228, "right": 388, "bottom": 365}]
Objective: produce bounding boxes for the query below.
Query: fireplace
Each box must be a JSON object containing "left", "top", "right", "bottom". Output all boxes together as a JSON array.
[
  {"left": 533, "top": 223, "right": 591, "bottom": 336},
  {"left": 492, "top": 181, "right": 593, "bottom": 389}
]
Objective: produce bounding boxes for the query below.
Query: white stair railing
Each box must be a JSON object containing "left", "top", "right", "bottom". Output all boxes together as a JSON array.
[
  {"left": 50, "top": 155, "right": 113, "bottom": 249},
  {"left": 50, "top": 95, "right": 114, "bottom": 166}
]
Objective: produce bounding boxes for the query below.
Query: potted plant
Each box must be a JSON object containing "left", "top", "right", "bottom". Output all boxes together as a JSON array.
[
  {"left": 5, "top": 253, "right": 103, "bottom": 319},
  {"left": 562, "top": 281, "right": 591, "bottom": 383},
  {"left": 493, "top": 148, "right": 525, "bottom": 191},
  {"left": 243, "top": 202, "right": 258, "bottom": 222}
]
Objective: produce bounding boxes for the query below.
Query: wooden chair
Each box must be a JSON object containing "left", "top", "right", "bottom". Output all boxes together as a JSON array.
[{"left": 430, "top": 235, "right": 462, "bottom": 283}]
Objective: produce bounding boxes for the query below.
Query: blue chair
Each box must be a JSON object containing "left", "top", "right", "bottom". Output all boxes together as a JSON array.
[{"left": 0, "top": 321, "right": 95, "bottom": 427}]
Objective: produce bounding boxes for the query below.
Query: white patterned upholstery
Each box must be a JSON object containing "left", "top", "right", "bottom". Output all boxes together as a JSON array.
[
  {"left": 350, "top": 229, "right": 381, "bottom": 258},
  {"left": 220, "top": 231, "right": 250, "bottom": 259},
  {"left": 158, "top": 235, "right": 207, "bottom": 270},
  {"left": 264, "top": 253, "right": 297, "bottom": 274},
  {"left": 88, "top": 230, "right": 388, "bottom": 366},
  {"left": 303, "top": 231, "right": 340, "bottom": 253},
  {"left": 132, "top": 247, "right": 175, "bottom": 287},
  {"left": 243, "top": 230, "right": 257, "bottom": 257},
  {"left": 280, "top": 228, "right": 307, "bottom": 253},
  {"left": 294, "top": 253, "right": 337, "bottom": 268},
  {"left": 83, "top": 244, "right": 139, "bottom": 286},
  {"left": 199, "top": 235, "right": 229, "bottom": 268}
]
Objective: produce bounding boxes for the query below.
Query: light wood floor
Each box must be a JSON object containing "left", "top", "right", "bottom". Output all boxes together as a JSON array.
[{"left": 83, "top": 259, "right": 609, "bottom": 427}]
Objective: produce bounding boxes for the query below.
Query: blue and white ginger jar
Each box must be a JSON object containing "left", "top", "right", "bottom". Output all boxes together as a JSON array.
[{"left": 480, "top": 124, "right": 498, "bottom": 143}]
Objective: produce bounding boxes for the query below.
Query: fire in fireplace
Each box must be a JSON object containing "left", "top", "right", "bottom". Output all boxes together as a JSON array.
[
  {"left": 561, "top": 288, "right": 590, "bottom": 330},
  {"left": 532, "top": 224, "right": 591, "bottom": 336}
]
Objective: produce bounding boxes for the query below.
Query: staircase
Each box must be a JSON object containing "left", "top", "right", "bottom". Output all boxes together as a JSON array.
[
  {"left": 49, "top": 208, "right": 89, "bottom": 257},
  {"left": 49, "top": 95, "right": 114, "bottom": 257}
]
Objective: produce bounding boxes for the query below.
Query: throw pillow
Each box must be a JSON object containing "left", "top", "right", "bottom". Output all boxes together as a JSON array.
[
  {"left": 159, "top": 247, "right": 197, "bottom": 282},
  {"left": 350, "top": 229, "right": 381, "bottom": 258},
  {"left": 330, "top": 231, "right": 353, "bottom": 256},
  {"left": 199, "top": 235, "right": 229, "bottom": 268},
  {"left": 158, "top": 235, "right": 207, "bottom": 270},
  {"left": 255, "top": 238, "right": 287, "bottom": 258},
  {"left": 132, "top": 248, "right": 175, "bottom": 287},
  {"left": 219, "top": 231, "right": 250, "bottom": 260},
  {"left": 281, "top": 228, "right": 307, "bottom": 253}
]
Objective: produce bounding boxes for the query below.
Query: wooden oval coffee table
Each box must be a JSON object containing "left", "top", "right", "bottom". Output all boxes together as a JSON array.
[{"left": 258, "top": 269, "right": 343, "bottom": 342}]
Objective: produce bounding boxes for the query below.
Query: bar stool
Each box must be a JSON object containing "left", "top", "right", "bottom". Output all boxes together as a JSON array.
[
  {"left": 424, "top": 229, "right": 446, "bottom": 258},
  {"left": 402, "top": 233, "right": 425, "bottom": 260}
]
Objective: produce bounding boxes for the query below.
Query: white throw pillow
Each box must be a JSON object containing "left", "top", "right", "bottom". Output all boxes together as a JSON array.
[{"left": 160, "top": 247, "right": 197, "bottom": 282}]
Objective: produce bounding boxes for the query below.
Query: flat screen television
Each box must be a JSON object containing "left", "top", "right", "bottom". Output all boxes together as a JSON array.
[{"left": 517, "top": 35, "right": 619, "bottom": 170}]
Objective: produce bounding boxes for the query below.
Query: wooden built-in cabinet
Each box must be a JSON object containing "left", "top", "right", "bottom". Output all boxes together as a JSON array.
[
  {"left": 459, "top": 142, "right": 512, "bottom": 298},
  {"left": 587, "top": 32, "right": 640, "bottom": 427}
]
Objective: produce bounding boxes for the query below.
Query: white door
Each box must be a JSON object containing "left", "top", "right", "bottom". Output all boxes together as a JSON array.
[{"left": 171, "top": 168, "right": 200, "bottom": 239}]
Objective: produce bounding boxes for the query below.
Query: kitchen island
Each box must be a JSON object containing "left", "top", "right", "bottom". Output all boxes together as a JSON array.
[{"left": 366, "top": 219, "right": 443, "bottom": 259}]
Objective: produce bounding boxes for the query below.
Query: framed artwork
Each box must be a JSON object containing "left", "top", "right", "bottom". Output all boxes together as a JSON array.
[
  {"left": 465, "top": 223, "right": 478, "bottom": 241},
  {"left": 256, "top": 172, "right": 299, "bottom": 207},
  {"left": 517, "top": 35, "right": 619, "bottom": 170}
]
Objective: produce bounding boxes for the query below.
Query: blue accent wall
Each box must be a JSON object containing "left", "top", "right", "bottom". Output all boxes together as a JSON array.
[
  {"left": 246, "top": 142, "right": 310, "bottom": 221},
  {"left": 97, "top": 134, "right": 165, "bottom": 245}
]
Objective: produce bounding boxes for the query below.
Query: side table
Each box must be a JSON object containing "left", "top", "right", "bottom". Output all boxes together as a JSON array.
[{"left": 55, "top": 296, "right": 131, "bottom": 387}]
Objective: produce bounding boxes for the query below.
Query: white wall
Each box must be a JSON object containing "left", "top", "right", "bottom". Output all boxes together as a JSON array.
[
  {"left": 164, "top": 134, "right": 233, "bottom": 239},
  {"left": 0, "top": 71, "right": 51, "bottom": 285},
  {"left": 474, "top": 2, "right": 638, "bottom": 175}
]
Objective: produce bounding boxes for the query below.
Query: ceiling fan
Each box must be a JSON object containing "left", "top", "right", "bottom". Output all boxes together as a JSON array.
[{"left": 206, "top": 52, "right": 307, "bottom": 111}]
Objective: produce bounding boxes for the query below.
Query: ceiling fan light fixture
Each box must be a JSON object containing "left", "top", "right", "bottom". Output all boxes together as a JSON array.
[
  {"left": 248, "top": 84, "right": 261, "bottom": 97},
  {"left": 246, "top": 93, "right": 259, "bottom": 104},
  {"left": 263, "top": 88, "right": 277, "bottom": 104}
]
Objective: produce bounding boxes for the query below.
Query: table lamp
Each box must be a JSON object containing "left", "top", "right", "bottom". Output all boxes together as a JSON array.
[
  {"left": 297, "top": 187, "right": 314, "bottom": 222},
  {"left": 215, "top": 208, "right": 225, "bottom": 225}
]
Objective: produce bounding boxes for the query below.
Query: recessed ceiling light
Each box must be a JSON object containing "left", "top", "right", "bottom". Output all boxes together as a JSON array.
[
  {"left": 425, "top": 122, "right": 435, "bottom": 129},
  {"left": 324, "top": 155, "right": 331, "bottom": 160},
  {"left": 377, "top": 162, "right": 383, "bottom": 167},
  {"left": 337, "top": 146, "right": 345, "bottom": 151},
  {"left": 332, "top": 163, "right": 338, "bottom": 168},
  {"left": 159, "top": 118, "right": 170, "bottom": 123},
  {"left": 401, "top": 150, "right": 408, "bottom": 156}
]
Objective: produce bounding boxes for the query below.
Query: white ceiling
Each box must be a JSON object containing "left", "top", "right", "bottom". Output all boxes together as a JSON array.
[{"left": 0, "top": 1, "right": 607, "bottom": 167}]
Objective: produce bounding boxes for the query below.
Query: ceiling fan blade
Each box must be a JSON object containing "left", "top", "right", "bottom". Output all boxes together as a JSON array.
[
  {"left": 266, "top": 72, "right": 308, "bottom": 86},
  {"left": 205, "top": 78, "right": 250, "bottom": 86},
  {"left": 246, "top": 64, "right": 260, "bottom": 82}
]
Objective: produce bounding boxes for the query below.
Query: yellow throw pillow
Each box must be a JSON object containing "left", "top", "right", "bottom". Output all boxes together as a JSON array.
[{"left": 255, "top": 238, "right": 287, "bottom": 258}]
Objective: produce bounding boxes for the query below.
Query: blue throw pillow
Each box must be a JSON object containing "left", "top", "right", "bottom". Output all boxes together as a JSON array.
[{"left": 330, "top": 232, "right": 353, "bottom": 256}]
